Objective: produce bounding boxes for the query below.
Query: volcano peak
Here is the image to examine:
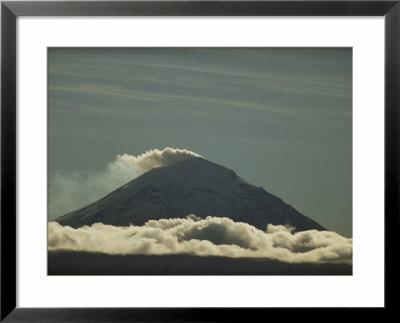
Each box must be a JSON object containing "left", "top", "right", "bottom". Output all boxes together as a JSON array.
[{"left": 55, "top": 157, "right": 325, "bottom": 232}]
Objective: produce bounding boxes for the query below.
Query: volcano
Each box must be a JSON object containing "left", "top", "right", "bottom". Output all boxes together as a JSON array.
[{"left": 55, "top": 157, "right": 325, "bottom": 232}]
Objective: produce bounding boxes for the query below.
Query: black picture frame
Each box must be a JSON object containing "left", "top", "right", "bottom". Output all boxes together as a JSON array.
[{"left": 1, "top": 0, "right": 399, "bottom": 321}]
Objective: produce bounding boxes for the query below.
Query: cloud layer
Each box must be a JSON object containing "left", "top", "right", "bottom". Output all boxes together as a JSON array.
[
  {"left": 48, "top": 216, "right": 352, "bottom": 264},
  {"left": 49, "top": 147, "right": 201, "bottom": 220}
]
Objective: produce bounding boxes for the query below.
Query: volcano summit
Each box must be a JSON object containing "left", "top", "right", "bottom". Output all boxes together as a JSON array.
[{"left": 55, "top": 157, "right": 325, "bottom": 232}]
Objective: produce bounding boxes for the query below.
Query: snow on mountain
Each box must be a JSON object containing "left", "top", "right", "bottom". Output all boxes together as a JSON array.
[{"left": 55, "top": 157, "right": 326, "bottom": 232}]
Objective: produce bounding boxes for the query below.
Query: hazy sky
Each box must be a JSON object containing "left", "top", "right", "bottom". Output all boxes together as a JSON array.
[{"left": 48, "top": 48, "right": 352, "bottom": 237}]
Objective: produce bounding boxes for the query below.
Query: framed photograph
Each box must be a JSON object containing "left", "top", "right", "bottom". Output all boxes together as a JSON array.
[{"left": 1, "top": 0, "right": 398, "bottom": 321}]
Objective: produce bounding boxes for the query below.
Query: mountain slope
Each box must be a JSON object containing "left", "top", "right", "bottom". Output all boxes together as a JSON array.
[{"left": 55, "top": 157, "right": 325, "bottom": 232}]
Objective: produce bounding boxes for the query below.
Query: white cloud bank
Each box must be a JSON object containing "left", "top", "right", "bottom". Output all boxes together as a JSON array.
[
  {"left": 49, "top": 147, "right": 202, "bottom": 220},
  {"left": 48, "top": 216, "right": 352, "bottom": 264}
]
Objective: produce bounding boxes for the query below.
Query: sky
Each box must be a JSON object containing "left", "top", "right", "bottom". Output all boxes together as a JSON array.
[{"left": 48, "top": 48, "right": 352, "bottom": 237}]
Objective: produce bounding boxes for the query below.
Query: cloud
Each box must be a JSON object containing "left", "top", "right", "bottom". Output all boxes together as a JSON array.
[
  {"left": 129, "top": 147, "right": 202, "bottom": 173},
  {"left": 48, "top": 216, "right": 352, "bottom": 264},
  {"left": 49, "top": 147, "right": 202, "bottom": 220}
]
